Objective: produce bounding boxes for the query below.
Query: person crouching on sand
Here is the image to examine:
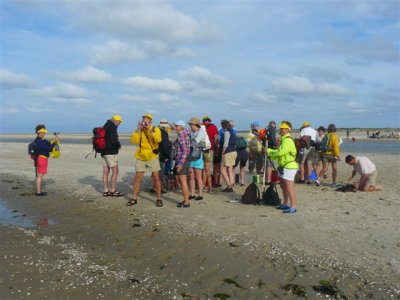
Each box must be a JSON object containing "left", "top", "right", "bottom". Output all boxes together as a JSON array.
[
  {"left": 172, "top": 120, "right": 191, "bottom": 208},
  {"left": 345, "top": 155, "right": 382, "bottom": 192},
  {"left": 33, "top": 124, "right": 59, "bottom": 196},
  {"left": 266, "top": 121, "right": 299, "bottom": 213}
]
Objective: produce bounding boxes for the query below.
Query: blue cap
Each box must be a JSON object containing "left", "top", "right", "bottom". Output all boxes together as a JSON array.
[
  {"left": 173, "top": 120, "right": 186, "bottom": 128},
  {"left": 251, "top": 121, "right": 260, "bottom": 128}
]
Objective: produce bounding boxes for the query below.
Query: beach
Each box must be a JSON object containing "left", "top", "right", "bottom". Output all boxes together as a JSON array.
[{"left": 0, "top": 134, "right": 399, "bottom": 299}]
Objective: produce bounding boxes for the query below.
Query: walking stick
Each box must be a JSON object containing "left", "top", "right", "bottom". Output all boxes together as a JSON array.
[{"left": 262, "top": 140, "right": 268, "bottom": 191}]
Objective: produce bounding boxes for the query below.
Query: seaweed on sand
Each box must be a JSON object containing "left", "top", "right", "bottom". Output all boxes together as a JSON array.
[
  {"left": 312, "top": 280, "right": 348, "bottom": 299},
  {"left": 223, "top": 278, "right": 245, "bottom": 289},
  {"left": 282, "top": 284, "right": 307, "bottom": 298},
  {"left": 214, "top": 293, "right": 231, "bottom": 299}
]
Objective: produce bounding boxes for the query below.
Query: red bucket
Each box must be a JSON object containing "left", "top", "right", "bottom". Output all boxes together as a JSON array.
[{"left": 271, "top": 170, "right": 280, "bottom": 183}]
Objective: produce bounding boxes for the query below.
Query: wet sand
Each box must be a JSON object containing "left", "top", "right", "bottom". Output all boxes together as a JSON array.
[{"left": 0, "top": 137, "right": 399, "bottom": 299}]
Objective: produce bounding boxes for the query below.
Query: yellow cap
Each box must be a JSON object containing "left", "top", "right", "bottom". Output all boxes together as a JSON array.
[
  {"left": 303, "top": 121, "right": 310, "bottom": 127},
  {"left": 112, "top": 115, "right": 123, "bottom": 122},
  {"left": 37, "top": 128, "right": 48, "bottom": 134},
  {"left": 279, "top": 123, "right": 291, "bottom": 130},
  {"left": 142, "top": 113, "right": 153, "bottom": 120}
]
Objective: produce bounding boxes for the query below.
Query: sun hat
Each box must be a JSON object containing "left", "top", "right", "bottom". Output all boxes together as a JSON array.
[
  {"left": 188, "top": 117, "right": 201, "bottom": 125},
  {"left": 37, "top": 128, "right": 48, "bottom": 134},
  {"left": 173, "top": 120, "right": 186, "bottom": 128},
  {"left": 159, "top": 119, "right": 171, "bottom": 128},
  {"left": 279, "top": 122, "right": 291, "bottom": 130},
  {"left": 112, "top": 115, "right": 123, "bottom": 122},
  {"left": 142, "top": 113, "right": 153, "bottom": 120},
  {"left": 303, "top": 121, "right": 310, "bottom": 127}
]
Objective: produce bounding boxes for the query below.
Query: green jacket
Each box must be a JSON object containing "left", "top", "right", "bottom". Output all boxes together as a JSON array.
[{"left": 266, "top": 133, "right": 298, "bottom": 170}]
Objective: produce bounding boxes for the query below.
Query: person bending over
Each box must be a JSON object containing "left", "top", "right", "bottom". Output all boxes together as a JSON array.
[{"left": 345, "top": 155, "right": 382, "bottom": 192}]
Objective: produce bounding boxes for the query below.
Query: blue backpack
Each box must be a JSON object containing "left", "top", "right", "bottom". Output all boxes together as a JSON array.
[{"left": 319, "top": 134, "right": 330, "bottom": 152}]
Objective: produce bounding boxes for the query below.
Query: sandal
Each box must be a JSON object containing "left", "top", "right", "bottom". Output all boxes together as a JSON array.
[
  {"left": 127, "top": 199, "right": 137, "bottom": 206},
  {"left": 156, "top": 199, "right": 164, "bottom": 207},
  {"left": 177, "top": 202, "right": 190, "bottom": 208},
  {"left": 103, "top": 191, "right": 110, "bottom": 197},
  {"left": 110, "top": 191, "right": 124, "bottom": 197}
]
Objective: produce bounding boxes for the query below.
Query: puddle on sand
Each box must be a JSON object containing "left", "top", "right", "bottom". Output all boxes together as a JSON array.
[{"left": 0, "top": 200, "right": 56, "bottom": 228}]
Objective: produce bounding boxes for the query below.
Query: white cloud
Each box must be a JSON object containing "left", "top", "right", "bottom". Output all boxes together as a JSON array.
[
  {"left": 62, "top": 0, "right": 221, "bottom": 43},
  {"left": 0, "top": 69, "right": 34, "bottom": 89},
  {"left": 271, "top": 76, "right": 353, "bottom": 96},
  {"left": 119, "top": 94, "right": 149, "bottom": 102},
  {"left": 122, "top": 76, "right": 182, "bottom": 93},
  {"left": 0, "top": 106, "right": 19, "bottom": 113},
  {"left": 31, "top": 82, "right": 91, "bottom": 99},
  {"left": 345, "top": 101, "right": 368, "bottom": 114},
  {"left": 58, "top": 66, "right": 112, "bottom": 83},
  {"left": 91, "top": 40, "right": 195, "bottom": 65},
  {"left": 251, "top": 93, "right": 279, "bottom": 104},
  {"left": 180, "top": 66, "right": 228, "bottom": 87},
  {"left": 49, "top": 97, "right": 93, "bottom": 105}
]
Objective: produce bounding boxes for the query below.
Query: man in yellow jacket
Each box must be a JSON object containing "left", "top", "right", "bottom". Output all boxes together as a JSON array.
[
  {"left": 128, "top": 113, "right": 163, "bottom": 207},
  {"left": 266, "top": 121, "right": 299, "bottom": 213},
  {"left": 317, "top": 123, "right": 341, "bottom": 187}
]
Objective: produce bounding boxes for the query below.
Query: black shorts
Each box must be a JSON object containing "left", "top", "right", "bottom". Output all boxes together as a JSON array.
[
  {"left": 235, "top": 150, "right": 249, "bottom": 168},
  {"left": 213, "top": 152, "right": 222, "bottom": 165},
  {"left": 173, "top": 160, "right": 190, "bottom": 176}
]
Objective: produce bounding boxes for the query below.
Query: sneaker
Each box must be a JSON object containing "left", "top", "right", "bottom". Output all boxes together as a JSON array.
[
  {"left": 189, "top": 195, "right": 196, "bottom": 200},
  {"left": 222, "top": 188, "right": 234, "bottom": 192},
  {"left": 177, "top": 202, "right": 190, "bottom": 208},
  {"left": 195, "top": 196, "right": 203, "bottom": 201},
  {"left": 315, "top": 180, "right": 321, "bottom": 187},
  {"left": 283, "top": 207, "right": 297, "bottom": 213},
  {"left": 276, "top": 204, "right": 290, "bottom": 210}
]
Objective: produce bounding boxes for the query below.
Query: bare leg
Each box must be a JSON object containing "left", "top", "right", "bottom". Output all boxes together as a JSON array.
[
  {"left": 132, "top": 172, "right": 144, "bottom": 199},
  {"left": 220, "top": 164, "right": 232, "bottom": 188},
  {"left": 331, "top": 162, "right": 338, "bottom": 184},
  {"left": 195, "top": 168, "right": 203, "bottom": 196},
  {"left": 279, "top": 180, "right": 289, "bottom": 205},
  {"left": 240, "top": 166, "right": 246, "bottom": 185},
  {"left": 266, "top": 166, "right": 272, "bottom": 182},
  {"left": 285, "top": 179, "right": 297, "bottom": 208},
  {"left": 300, "top": 163, "right": 305, "bottom": 180},
  {"left": 227, "top": 166, "right": 235, "bottom": 187},
  {"left": 102, "top": 166, "right": 110, "bottom": 192},
  {"left": 152, "top": 171, "right": 162, "bottom": 200},
  {"left": 189, "top": 168, "right": 195, "bottom": 196},
  {"left": 178, "top": 175, "right": 190, "bottom": 204},
  {"left": 36, "top": 174, "right": 44, "bottom": 193},
  {"left": 110, "top": 165, "right": 119, "bottom": 192},
  {"left": 318, "top": 161, "right": 329, "bottom": 180}
]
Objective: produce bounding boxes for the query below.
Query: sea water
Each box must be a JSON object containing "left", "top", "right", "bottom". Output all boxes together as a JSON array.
[{"left": 340, "top": 140, "right": 399, "bottom": 154}]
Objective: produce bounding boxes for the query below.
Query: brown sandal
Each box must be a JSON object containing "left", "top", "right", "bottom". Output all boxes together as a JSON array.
[
  {"left": 127, "top": 199, "right": 137, "bottom": 206},
  {"left": 156, "top": 199, "right": 164, "bottom": 207}
]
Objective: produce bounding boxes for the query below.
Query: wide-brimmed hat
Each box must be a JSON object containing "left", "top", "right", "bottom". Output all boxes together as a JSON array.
[
  {"left": 159, "top": 119, "right": 171, "bottom": 128},
  {"left": 142, "top": 113, "right": 153, "bottom": 120},
  {"left": 112, "top": 115, "right": 123, "bottom": 122},
  {"left": 188, "top": 117, "right": 201, "bottom": 125}
]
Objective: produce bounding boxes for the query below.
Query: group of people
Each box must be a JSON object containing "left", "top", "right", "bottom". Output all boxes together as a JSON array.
[{"left": 30, "top": 114, "right": 382, "bottom": 213}]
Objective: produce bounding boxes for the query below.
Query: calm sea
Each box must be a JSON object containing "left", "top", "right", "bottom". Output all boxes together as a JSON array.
[{"left": 0, "top": 136, "right": 399, "bottom": 154}]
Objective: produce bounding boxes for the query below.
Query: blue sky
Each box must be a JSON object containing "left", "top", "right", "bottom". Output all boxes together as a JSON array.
[{"left": 0, "top": 0, "right": 399, "bottom": 133}]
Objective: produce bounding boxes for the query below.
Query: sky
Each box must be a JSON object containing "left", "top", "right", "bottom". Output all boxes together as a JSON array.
[{"left": 0, "top": 0, "right": 399, "bottom": 133}]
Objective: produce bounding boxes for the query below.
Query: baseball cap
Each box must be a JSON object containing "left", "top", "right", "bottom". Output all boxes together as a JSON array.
[
  {"left": 173, "top": 120, "right": 186, "bottom": 128},
  {"left": 251, "top": 121, "right": 260, "bottom": 128},
  {"left": 279, "top": 122, "right": 291, "bottom": 130},
  {"left": 303, "top": 121, "right": 310, "bottom": 127},
  {"left": 112, "top": 115, "right": 123, "bottom": 122},
  {"left": 37, "top": 128, "right": 48, "bottom": 134},
  {"left": 142, "top": 113, "right": 153, "bottom": 120}
]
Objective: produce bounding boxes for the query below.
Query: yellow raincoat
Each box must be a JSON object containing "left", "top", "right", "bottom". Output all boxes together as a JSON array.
[{"left": 130, "top": 126, "right": 162, "bottom": 161}]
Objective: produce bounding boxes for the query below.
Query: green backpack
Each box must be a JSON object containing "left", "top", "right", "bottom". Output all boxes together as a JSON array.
[
  {"left": 236, "top": 136, "right": 248, "bottom": 150},
  {"left": 319, "top": 134, "right": 330, "bottom": 152}
]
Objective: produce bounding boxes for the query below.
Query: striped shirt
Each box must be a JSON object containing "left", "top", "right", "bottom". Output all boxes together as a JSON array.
[{"left": 175, "top": 129, "right": 191, "bottom": 166}]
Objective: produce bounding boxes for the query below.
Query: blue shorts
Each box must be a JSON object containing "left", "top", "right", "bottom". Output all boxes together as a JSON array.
[{"left": 190, "top": 153, "right": 204, "bottom": 170}]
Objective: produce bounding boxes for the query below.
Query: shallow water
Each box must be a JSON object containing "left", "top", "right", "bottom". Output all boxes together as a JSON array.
[
  {"left": 341, "top": 139, "right": 400, "bottom": 154},
  {"left": 0, "top": 200, "right": 55, "bottom": 228}
]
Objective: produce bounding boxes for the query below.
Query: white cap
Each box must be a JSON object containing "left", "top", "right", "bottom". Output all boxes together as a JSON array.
[{"left": 173, "top": 120, "right": 186, "bottom": 128}]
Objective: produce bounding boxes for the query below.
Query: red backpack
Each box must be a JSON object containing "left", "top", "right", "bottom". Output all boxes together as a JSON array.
[{"left": 93, "top": 127, "right": 107, "bottom": 152}]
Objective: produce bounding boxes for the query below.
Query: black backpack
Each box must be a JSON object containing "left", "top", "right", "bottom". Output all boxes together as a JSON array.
[
  {"left": 241, "top": 183, "right": 260, "bottom": 205},
  {"left": 261, "top": 184, "right": 281, "bottom": 206}
]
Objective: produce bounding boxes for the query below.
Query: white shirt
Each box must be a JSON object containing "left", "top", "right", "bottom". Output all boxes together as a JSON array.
[
  {"left": 300, "top": 127, "right": 318, "bottom": 142},
  {"left": 355, "top": 157, "right": 376, "bottom": 175}
]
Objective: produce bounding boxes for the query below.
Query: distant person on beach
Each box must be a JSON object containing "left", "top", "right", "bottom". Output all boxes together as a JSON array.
[
  {"left": 247, "top": 121, "right": 264, "bottom": 175},
  {"left": 188, "top": 117, "right": 209, "bottom": 201},
  {"left": 101, "top": 115, "right": 123, "bottom": 197},
  {"left": 298, "top": 121, "right": 318, "bottom": 184},
  {"left": 220, "top": 120, "right": 237, "bottom": 192},
  {"left": 266, "top": 121, "right": 298, "bottom": 213},
  {"left": 173, "top": 120, "right": 191, "bottom": 208},
  {"left": 345, "top": 155, "right": 382, "bottom": 192},
  {"left": 346, "top": 130, "right": 350, "bottom": 140},
  {"left": 317, "top": 123, "right": 341, "bottom": 187},
  {"left": 129, "top": 113, "right": 163, "bottom": 207},
  {"left": 32, "top": 124, "right": 59, "bottom": 196},
  {"left": 202, "top": 116, "right": 219, "bottom": 192},
  {"left": 234, "top": 132, "right": 249, "bottom": 186},
  {"left": 315, "top": 126, "right": 326, "bottom": 180},
  {"left": 265, "top": 121, "right": 277, "bottom": 184},
  {"left": 150, "top": 119, "right": 171, "bottom": 194}
]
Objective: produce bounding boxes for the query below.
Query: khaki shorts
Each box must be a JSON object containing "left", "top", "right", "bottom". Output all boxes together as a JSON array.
[
  {"left": 203, "top": 150, "right": 214, "bottom": 164},
  {"left": 135, "top": 157, "right": 161, "bottom": 173},
  {"left": 102, "top": 154, "right": 118, "bottom": 168},
  {"left": 322, "top": 154, "right": 337, "bottom": 163},
  {"left": 222, "top": 151, "right": 237, "bottom": 167},
  {"left": 299, "top": 147, "right": 318, "bottom": 164},
  {"left": 366, "top": 170, "right": 377, "bottom": 186}
]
